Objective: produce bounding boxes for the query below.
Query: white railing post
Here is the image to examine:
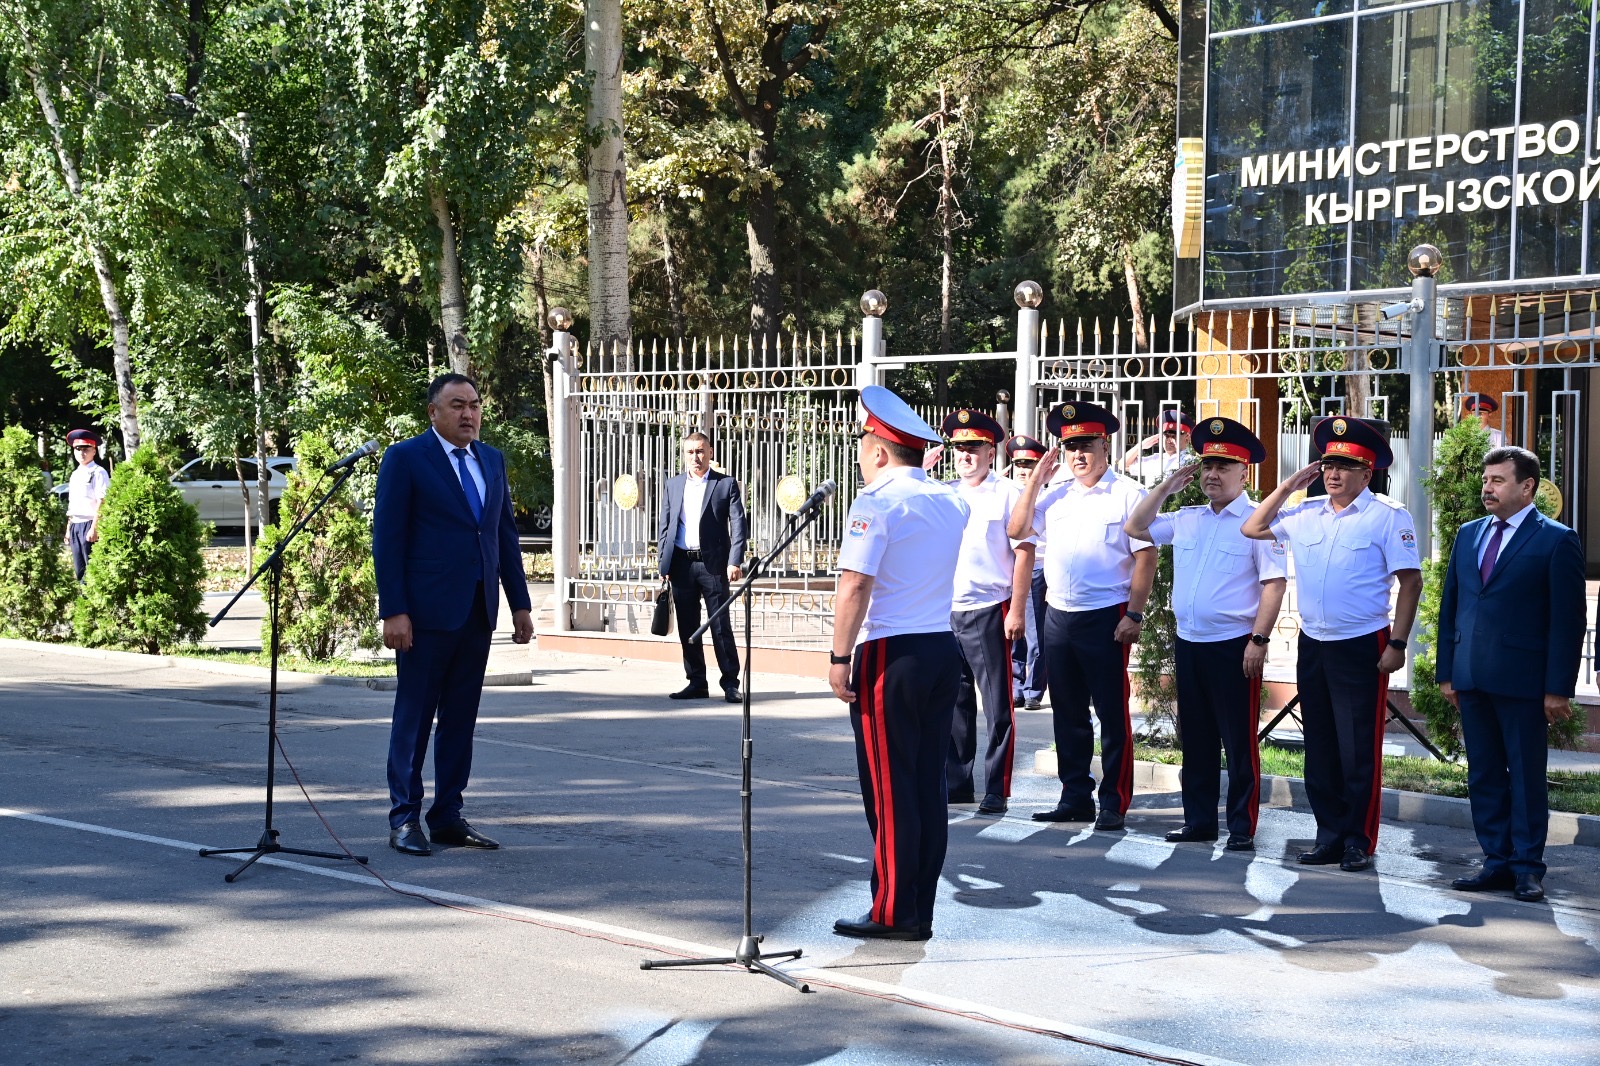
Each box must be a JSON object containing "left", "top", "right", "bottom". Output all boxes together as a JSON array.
[
  {"left": 1013, "top": 281, "right": 1043, "bottom": 439},
  {"left": 548, "top": 308, "right": 577, "bottom": 632},
  {"left": 858, "top": 289, "right": 888, "bottom": 401}
]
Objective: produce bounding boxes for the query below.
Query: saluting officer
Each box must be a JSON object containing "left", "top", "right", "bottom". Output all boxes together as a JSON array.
[
  {"left": 1242, "top": 416, "right": 1422, "bottom": 872},
  {"left": 1121, "top": 409, "right": 1193, "bottom": 484},
  {"left": 1006, "top": 434, "right": 1049, "bottom": 711},
  {"left": 941, "top": 410, "right": 1036, "bottom": 816},
  {"left": 1008, "top": 401, "right": 1155, "bottom": 831},
  {"left": 829, "top": 385, "right": 969, "bottom": 941},
  {"left": 1125, "top": 417, "right": 1287, "bottom": 851}
]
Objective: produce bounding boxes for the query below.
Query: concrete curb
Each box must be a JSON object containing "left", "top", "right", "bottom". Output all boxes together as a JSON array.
[
  {"left": 363, "top": 671, "right": 533, "bottom": 692},
  {"left": 0, "top": 637, "right": 383, "bottom": 688},
  {"left": 1032, "top": 748, "right": 1600, "bottom": 847}
]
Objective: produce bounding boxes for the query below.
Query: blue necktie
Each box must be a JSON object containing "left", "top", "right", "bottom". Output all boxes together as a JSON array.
[{"left": 452, "top": 447, "right": 483, "bottom": 524}]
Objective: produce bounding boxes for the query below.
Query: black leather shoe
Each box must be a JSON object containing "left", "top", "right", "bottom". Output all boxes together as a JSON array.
[
  {"left": 429, "top": 820, "right": 499, "bottom": 849},
  {"left": 977, "top": 794, "right": 1008, "bottom": 815},
  {"left": 947, "top": 789, "right": 975, "bottom": 805},
  {"left": 1094, "top": 810, "right": 1126, "bottom": 831},
  {"left": 832, "top": 914, "right": 932, "bottom": 941},
  {"left": 1297, "top": 843, "right": 1342, "bottom": 865},
  {"left": 389, "top": 821, "right": 430, "bottom": 856},
  {"left": 1225, "top": 834, "right": 1255, "bottom": 852},
  {"left": 1024, "top": 697, "right": 1044, "bottom": 710},
  {"left": 1165, "top": 826, "right": 1217, "bottom": 843},
  {"left": 1513, "top": 873, "right": 1546, "bottom": 903},
  {"left": 1340, "top": 845, "right": 1371, "bottom": 872},
  {"left": 1032, "top": 805, "right": 1096, "bottom": 823},
  {"left": 723, "top": 687, "right": 743, "bottom": 704},
  {"left": 669, "top": 685, "right": 711, "bottom": 700},
  {"left": 1451, "top": 868, "right": 1515, "bottom": 892}
]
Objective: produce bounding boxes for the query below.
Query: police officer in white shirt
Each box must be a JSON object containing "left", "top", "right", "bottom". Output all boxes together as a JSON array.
[
  {"left": 64, "top": 428, "right": 110, "bottom": 582},
  {"left": 829, "top": 386, "right": 968, "bottom": 942},
  {"left": 939, "top": 409, "right": 1036, "bottom": 816},
  {"left": 1006, "top": 435, "right": 1049, "bottom": 711},
  {"left": 1121, "top": 409, "right": 1193, "bottom": 484},
  {"left": 1008, "top": 400, "right": 1155, "bottom": 831},
  {"left": 1125, "top": 417, "right": 1287, "bottom": 851},
  {"left": 1242, "top": 415, "right": 1422, "bottom": 872}
]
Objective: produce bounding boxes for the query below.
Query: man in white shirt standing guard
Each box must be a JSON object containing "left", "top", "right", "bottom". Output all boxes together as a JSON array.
[
  {"left": 1242, "top": 416, "right": 1422, "bottom": 872},
  {"left": 1125, "top": 417, "right": 1287, "bottom": 851},
  {"left": 940, "top": 409, "right": 1036, "bottom": 816}
]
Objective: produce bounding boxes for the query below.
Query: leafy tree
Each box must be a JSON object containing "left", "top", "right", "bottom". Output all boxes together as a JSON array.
[
  {"left": 73, "top": 446, "right": 207, "bottom": 653},
  {"left": 1132, "top": 472, "right": 1207, "bottom": 743},
  {"left": 0, "top": 424, "right": 74, "bottom": 639},
  {"left": 256, "top": 434, "right": 376, "bottom": 660}
]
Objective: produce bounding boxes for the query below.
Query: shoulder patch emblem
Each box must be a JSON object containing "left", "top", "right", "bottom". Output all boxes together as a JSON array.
[
  {"left": 1399, "top": 528, "right": 1415, "bottom": 546},
  {"left": 1271, "top": 540, "right": 1286, "bottom": 556},
  {"left": 848, "top": 516, "right": 872, "bottom": 538}
]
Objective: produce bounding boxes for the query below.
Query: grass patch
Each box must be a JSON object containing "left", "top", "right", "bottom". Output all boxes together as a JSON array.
[
  {"left": 174, "top": 646, "right": 395, "bottom": 677},
  {"left": 1104, "top": 739, "right": 1600, "bottom": 816}
]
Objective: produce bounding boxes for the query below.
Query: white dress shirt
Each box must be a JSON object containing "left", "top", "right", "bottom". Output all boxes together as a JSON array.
[
  {"left": 949, "top": 472, "right": 1035, "bottom": 611},
  {"left": 1477, "top": 502, "right": 1535, "bottom": 568},
  {"left": 1146, "top": 493, "right": 1288, "bottom": 641},
  {"left": 1270, "top": 488, "right": 1421, "bottom": 640},
  {"left": 66, "top": 462, "right": 109, "bottom": 522},
  {"left": 1032, "top": 470, "right": 1153, "bottom": 612},
  {"left": 838, "top": 466, "right": 969, "bottom": 644},
  {"left": 676, "top": 471, "right": 709, "bottom": 550},
  {"left": 432, "top": 428, "right": 485, "bottom": 505}
]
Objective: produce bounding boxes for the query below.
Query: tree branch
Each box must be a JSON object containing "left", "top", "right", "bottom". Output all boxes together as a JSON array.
[{"left": 702, "top": 0, "right": 762, "bottom": 129}]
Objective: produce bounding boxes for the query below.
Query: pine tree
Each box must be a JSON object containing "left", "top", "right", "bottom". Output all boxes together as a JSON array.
[
  {"left": 73, "top": 448, "right": 208, "bottom": 654},
  {"left": 0, "top": 425, "right": 75, "bottom": 639}
]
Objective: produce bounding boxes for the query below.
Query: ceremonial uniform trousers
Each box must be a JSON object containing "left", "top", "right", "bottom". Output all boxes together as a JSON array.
[
  {"left": 948, "top": 601, "right": 1017, "bottom": 800},
  {"left": 851, "top": 631, "right": 961, "bottom": 930},
  {"left": 1041, "top": 603, "right": 1133, "bottom": 816},
  {"left": 1011, "top": 567, "right": 1048, "bottom": 701},
  {"left": 1297, "top": 627, "right": 1390, "bottom": 854},
  {"left": 1174, "top": 635, "right": 1262, "bottom": 836}
]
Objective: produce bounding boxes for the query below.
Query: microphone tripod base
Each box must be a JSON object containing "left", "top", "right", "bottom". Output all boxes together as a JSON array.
[
  {"left": 199, "top": 829, "right": 368, "bottom": 884},
  {"left": 640, "top": 935, "right": 809, "bottom": 993}
]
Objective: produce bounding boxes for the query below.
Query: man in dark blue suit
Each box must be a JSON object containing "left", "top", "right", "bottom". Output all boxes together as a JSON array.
[
  {"left": 656, "top": 431, "right": 747, "bottom": 702},
  {"left": 375, "top": 374, "right": 533, "bottom": 856},
  {"left": 1437, "top": 446, "right": 1586, "bottom": 903}
]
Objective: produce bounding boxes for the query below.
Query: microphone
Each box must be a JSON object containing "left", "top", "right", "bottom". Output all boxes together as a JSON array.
[
  {"left": 326, "top": 440, "right": 380, "bottom": 473},
  {"left": 798, "top": 478, "right": 837, "bottom": 514}
]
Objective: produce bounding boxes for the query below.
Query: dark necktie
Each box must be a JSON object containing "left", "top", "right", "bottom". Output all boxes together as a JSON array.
[
  {"left": 1479, "top": 519, "right": 1508, "bottom": 584},
  {"left": 452, "top": 447, "right": 483, "bottom": 524}
]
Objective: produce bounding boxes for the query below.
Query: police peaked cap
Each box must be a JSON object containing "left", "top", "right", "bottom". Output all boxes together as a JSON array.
[
  {"left": 1005, "top": 434, "right": 1047, "bottom": 460},
  {"left": 860, "top": 384, "right": 941, "bottom": 447},
  {"left": 1312, "top": 415, "right": 1394, "bottom": 470},
  {"left": 66, "top": 428, "right": 101, "bottom": 447},
  {"left": 940, "top": 408, "right": 1004, "bottom": 445},
  {"left": 1463, "top": 392, "right": 1499, "bottom": 414},
  {"left": 1045, "top": 399, "right": 1120, "bottom": 441},
  {"left": 1159, "top": 410, "right": 1196, "bottom": 431},
  {"left": 1194, "top": 417, "right": 1267, "bottom": 464}
]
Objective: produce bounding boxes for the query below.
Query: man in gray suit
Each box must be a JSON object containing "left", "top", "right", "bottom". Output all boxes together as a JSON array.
[{"left": 657, "top": 431, "right": 748, "bottom": 702}]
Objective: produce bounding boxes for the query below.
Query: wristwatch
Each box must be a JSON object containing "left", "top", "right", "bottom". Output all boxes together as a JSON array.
[
  {"left": 1249, "top": 633, "right": 1270, "bottom": 647},
  {"left": 829, "top": 651, "right": 852, "bottom": 665},
  {"left": 1388, "top": 639, "right": 1407, "bottom": 651},
  {"left": 1124, "top": 611, "right": 1144, "bottom": 624}
]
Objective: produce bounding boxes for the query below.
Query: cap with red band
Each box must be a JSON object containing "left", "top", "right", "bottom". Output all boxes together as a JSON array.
[
  {"left": 860, "top": 384, "right": 942, "bottom": 449},
  {"left": 1312, "top": 415, "right": 1393, "bottom": 469},
  {"left": 940, "top": 408, "right": 1003, "bottom": 445},
  {"left": 1045, "top": 400, "right": 1120, "bottom": 442},
  {"left": 1196, "top": 417, "right": 1266, "bottom": 464},
  {"left": 1005, "top": 434, "right": 1046, "bottom": 461}
]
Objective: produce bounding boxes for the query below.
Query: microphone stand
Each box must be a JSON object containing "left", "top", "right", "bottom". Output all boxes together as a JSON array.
[
  {"left": 640, "top": 500, "right": 827, "bottom": 993},
  {"left": 199, "top": 461, "right": 372, "bottom": 882}
]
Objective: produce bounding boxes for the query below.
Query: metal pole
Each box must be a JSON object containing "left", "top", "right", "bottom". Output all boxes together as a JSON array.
[
  {"left": 1014, "top": 306, "right": 1040, "bottom": 439},
  {"left": 550, "top": 328, "right": 575, "bottom": 631},
  {"left": 1406, "top": 272, "right": 1437, "bottom": 566}
]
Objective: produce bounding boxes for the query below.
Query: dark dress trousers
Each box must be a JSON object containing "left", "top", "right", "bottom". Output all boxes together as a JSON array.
[
  {"left": 656, "top": 470, "right": 748, "bottom": 690},
  {"left": 374, "top": 432, "right": 531, "bottom": 830},
  {"left": 1436, "top": 510, "right": 1586, "bottom": 879}
]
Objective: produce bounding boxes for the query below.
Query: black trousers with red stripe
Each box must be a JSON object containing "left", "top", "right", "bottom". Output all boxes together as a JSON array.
[
  {"left": 1297, "top": 628, "right": 1390, "bottom": 853},
  {"left": 1041, "top": 604, "right": 1133, "bottom": 815},
  {"left": 850, "top": 631, "right": 962, "bottom": 930},
  {"left": 1174, "top": 635, "right": 1262, "bottom": 837},
  {"left": 948, "top": 602, "right": 1017, "bottom": 800}
]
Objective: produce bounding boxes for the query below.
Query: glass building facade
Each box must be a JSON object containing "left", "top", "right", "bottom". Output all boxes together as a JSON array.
[{"left": 1175, "top": 0, "right": 1600, "bottom": 311}]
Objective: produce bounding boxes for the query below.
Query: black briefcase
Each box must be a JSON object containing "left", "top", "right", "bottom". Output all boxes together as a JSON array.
[{"left": 650, "top": 583, "right": 673, "bottom": 636}]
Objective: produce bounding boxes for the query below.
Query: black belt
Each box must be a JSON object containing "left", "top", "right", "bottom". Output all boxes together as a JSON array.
[{"left": 681, "top": 549, "right": 704, "bottom": 560}]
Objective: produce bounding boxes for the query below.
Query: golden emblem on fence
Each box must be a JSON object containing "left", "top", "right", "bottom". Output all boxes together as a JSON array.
[
  {"left": 775, "top": 475, "right": 807, "bottom": 515},
  {"left": 613, "top": 474, "right": 640, "bottom": 511}
]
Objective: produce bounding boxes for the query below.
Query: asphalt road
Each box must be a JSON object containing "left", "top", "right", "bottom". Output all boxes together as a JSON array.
[{"left": 2, "top": 645, "right": 1597, "bottom": 1065}]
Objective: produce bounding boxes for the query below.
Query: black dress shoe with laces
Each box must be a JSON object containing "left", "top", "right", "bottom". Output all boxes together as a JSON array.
[
  {"left": 832, "top": 914, "right": 932, "bottom": 941},
  {"left": 669, "top": 685, "right": 711, "bottom": 700},
  {"left": 1225, "top": 833, "right": 1255, "bottom": 852},
  {"left": 1093, "top": 810, "right": 1126, "bottom": 831},
  {"left": 1024, "top": 697, "right": 1044, "bottom": 710},
  {"left": 1513, "top": 873, "right": 1546, "bottom": 903},
  {"left": 1164, "top": 825, "right": 1217, "bottom": 843},
  {"left": 1297, "top": 843, "right": 1342, "bottom": 865},
  {"left": 1032, "top": 805, "right": 1096, "bottom": 823},
  {"left": 1339, "top": 845, "right": 1371, "bottom": 871},
  {"left": 389, "top": 821, "right": 431, "bottom": 856},
  {"left": 723, "top": 687, "right": 743, "bottom": 704},
  {"left": 429, "top": 820, "right": 499, "bottom": 849},
  {"left": 1451, "top": 868, "right": 1515, "bottom": 892},
  {"left": 977, "top": 794, "right": 1008, "bottom": 815}
]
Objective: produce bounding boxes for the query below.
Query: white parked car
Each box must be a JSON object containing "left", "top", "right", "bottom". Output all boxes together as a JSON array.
[{"left": 169, "top": 456, "right": 297, "bottom": 528}]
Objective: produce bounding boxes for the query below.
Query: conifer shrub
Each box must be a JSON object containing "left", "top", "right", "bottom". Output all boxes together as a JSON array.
[
  {"left": 74, "top": 447, "right": 208, "bottom": 654},
  {"left": 1133, "top": 471, "right": 1208, "bottom": 745},
  {"left": 0, "top": 425, "right": 75, "bottom": 639}
]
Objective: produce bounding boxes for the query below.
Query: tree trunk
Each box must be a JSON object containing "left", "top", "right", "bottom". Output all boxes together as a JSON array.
[
  {"left": 530, "top": 238, "right": 556, "bottom": 437},
  {"left": 937, "top": 84, "right": 954, "bottom": 357},
  {"left": 239, "top": 115, "right": 270, "bottom": 534},
  {"left": 1123, "top": 245, "right": 1149, "bottom": 353},
  {"left": 660, "top": 209, "right": 685, "bottom": 341},
  {"left": 429, "top": 185, "right": 470, "bottom": 375},
  {"left": 233, "top": 456, "right": 254, "bottom": 564},
  {"left": 30, "top": 69, "right": 140, "bottom": 454},
  {"left": 586, "top": 0, "right": 631, "bottom": 367},
  {"left": 1345, "top": 353, "right": 1372, "bottom": 419},
  {"left": 746, "top": 142, "right": 783, "bottom": 353}
]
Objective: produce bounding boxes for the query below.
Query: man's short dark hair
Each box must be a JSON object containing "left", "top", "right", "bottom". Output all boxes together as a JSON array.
[
  {"left": 428, "top": 373, "right": 480, "bottom": 405},
  {"left": 880, "top": 439, "right": 923, "bottom": 467},
  {"left": 683, "top": 431, "right": 712, "bottom": 448},
  {"left": 1485, "top": 445, "right": 1540, "bottom": 486}
]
